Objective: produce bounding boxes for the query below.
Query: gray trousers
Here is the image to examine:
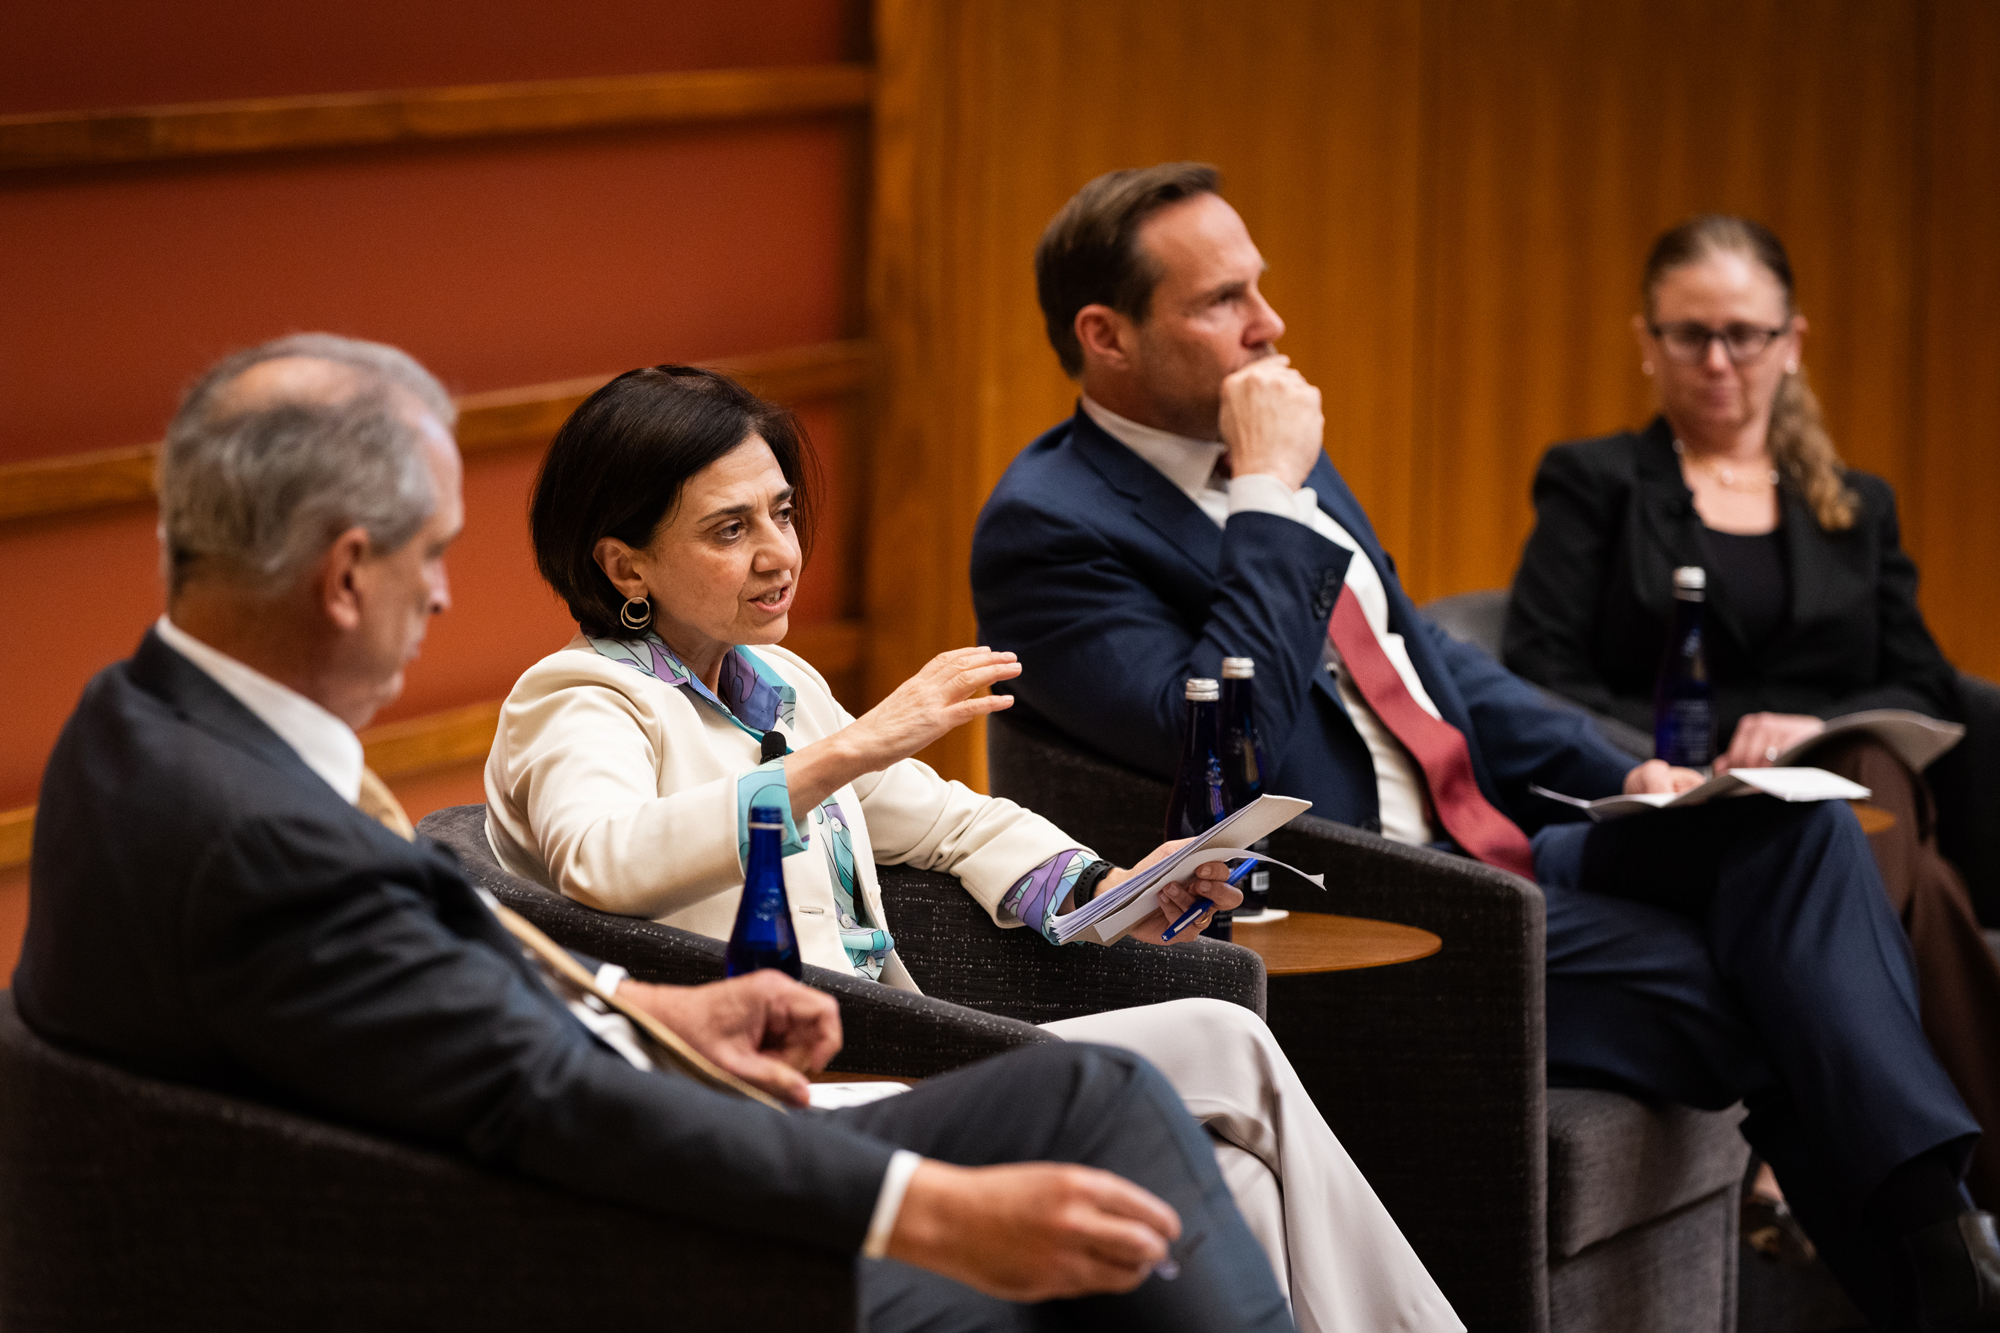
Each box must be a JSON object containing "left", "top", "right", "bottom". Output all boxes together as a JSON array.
[{"left": 836, "top": 1040, "right": 1291, "bottom": 1333}]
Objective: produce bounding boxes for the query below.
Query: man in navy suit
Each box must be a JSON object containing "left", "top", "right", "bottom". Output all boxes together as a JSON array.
[
  {"left": 971, "top": 163, "right": 2000, "bottom": 1329},
  {"left": 18, "top": 333, "right": 1293, "bottom": 1332}
]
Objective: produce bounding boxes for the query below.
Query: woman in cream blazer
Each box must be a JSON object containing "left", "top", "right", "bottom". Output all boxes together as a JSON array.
[
  {"left": 484, "top": 365, "right": 1460, "bottom": 1333},
  {"left": 488, "top": 633, "right": 1086, "bottom": 991}
]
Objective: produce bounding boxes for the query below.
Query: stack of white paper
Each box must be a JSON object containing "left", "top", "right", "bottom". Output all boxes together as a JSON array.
[
  {"left": 1531, "top": 766, "right": 1871, "bottom": 822},
  {"left": 1053, "top": 795, "right": 1320, "bottom": 945}
]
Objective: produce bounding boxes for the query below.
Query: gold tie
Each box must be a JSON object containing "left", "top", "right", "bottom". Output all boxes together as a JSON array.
[
  {"left": 353, "top": 767, "right": 779, "bottom": 1110},
  {"left": 356, "top": 766, "right": 416, "bottom": 840}
]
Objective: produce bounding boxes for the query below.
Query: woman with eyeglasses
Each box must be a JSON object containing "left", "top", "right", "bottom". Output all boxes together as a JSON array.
[{"left": 1502, "top": 215, "right": 2000, "bottom": 1219}]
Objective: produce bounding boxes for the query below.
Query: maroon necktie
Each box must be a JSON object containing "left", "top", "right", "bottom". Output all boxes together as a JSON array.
[{"left": 1326, "top": 585, "right": 1538, "bottom": 879}]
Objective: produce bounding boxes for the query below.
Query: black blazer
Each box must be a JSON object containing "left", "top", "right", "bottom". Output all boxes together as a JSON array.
[
  {"left": 1502, "top": 416, "right": 1958, "bottom": 740},
  {"left": 15, "top": 630, "right": 894, "bottom": 1250}
]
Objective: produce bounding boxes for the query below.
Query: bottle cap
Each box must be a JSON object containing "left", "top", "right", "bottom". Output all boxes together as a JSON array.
[
  {"left": 1220, "top": 657, "right": 1255, "bottom": 679},
  {"left": 1673, "top": 566, "right": 1707, "bottom": 594},
  {"left": 1184, "top": 677, "right": 1220, "bottom": 702}
]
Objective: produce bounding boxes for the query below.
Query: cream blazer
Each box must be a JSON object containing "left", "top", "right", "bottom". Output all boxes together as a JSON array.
[{"left": 484, "top": 636, "right": 1088, "bottom": 992}]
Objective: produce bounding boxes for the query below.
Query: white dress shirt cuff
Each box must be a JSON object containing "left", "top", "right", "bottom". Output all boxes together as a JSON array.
[
  {"left": 1227, "top": 473, "right": 1314, "bottom": 524},
  {"left": 862, "top": 1149, "right": 924, "bottom": 1259},
  {"left": 593, "top": 962, "right": 629, "bottom": 995}
]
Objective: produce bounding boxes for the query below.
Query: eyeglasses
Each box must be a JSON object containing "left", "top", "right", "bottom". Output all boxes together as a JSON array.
[{"left": 1647, "top": 320, "right": 1790, "bottom": 366}]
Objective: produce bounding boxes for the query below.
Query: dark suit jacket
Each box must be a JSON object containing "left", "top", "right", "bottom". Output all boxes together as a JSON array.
[
  {"left": 15, "top": 629, "right": 894, "bottom": 1249},
  {"left": 1501, "top": 416, "right": 1958, "bottom": 740},
  {"left": 970, "top": 408, "right": 1633, "bottom": 839}
]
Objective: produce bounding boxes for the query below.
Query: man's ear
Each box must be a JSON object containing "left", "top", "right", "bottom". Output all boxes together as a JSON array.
[
  {"left": 593, "top": 536, "right": 648, "bottom": 599},
  {"left": 1074, "top": 304, "right": 1136, "bottom": 373},
  {"left": 318, "top": 525, "right": 372, "bottom": 631}
]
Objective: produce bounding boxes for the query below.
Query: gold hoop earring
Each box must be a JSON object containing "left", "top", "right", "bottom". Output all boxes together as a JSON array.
[{"left": 620, "top": 595, "right": 652, "bottom": 631}]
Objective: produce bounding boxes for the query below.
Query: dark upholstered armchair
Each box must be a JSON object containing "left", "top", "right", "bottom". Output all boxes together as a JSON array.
[
  {"left": 0, "top": 994, "right": 853, "bottom": 1331},
  {"left": 416, "top": 804, "right": 1265, "bottom": 1081},
  {"left": 1424, "top": 587, "right": 2000, "bottom": 929},
  {"left": 987, "top": 707, "right": 1751, "bottom": 1333}
]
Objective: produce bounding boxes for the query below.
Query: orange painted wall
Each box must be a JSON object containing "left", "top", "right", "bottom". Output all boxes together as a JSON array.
[{"left": 2, "top": 1, "right": 867, "bottom": 841}]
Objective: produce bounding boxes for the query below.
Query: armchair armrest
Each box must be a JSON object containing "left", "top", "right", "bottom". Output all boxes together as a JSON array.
[
  {"left": 1933, "top": 670, "right": 2000, "bottom": 925},
  {"left": 878, "top": 864, "right": 1266, "bottom": 1024},
  {"left": 1260, "top": 814, "right": 1549, "bottom": 1333},
  {"left": 415, "top": 806, "right": 1050, "bottom": 1078},
  {"left": 0, "top": 996, "right": 853, "bottom": 1330}
]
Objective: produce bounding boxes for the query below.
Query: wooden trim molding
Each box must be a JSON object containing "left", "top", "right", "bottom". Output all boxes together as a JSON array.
[
  {"left": 0, "top": 64, "right": 871, "bottom": 172},
  {"left": 455, "top": 338, "right": 873, "bottom": 457},
  {"left": 0, "top": 616, "right": 864, "bottom": 871},
  {"left": 361, "top": 702, "right": 505, "bottom": 780},
  {"left": 0, "top": 338, "right": 872, "bottom": 526},
  {"left": 0, "top": 806, "right": 31, "bottom": 872}
]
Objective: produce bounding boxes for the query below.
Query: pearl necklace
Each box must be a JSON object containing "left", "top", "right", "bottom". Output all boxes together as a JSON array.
[{"left": 1674, "top": 438, "right": 1778, "bottom": 492}]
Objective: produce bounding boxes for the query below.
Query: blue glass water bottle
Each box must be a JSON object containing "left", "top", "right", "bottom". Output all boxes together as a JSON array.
[
  {"left": 1165, "top": 676, "right": 1235, "bottom": 940},
  {"left": 725, "top": 804, "right": 803, "bottom": 979},
  {"left": 1219, "top": 657, "right": 1272, "bottom": 917},
  {"left": 1653, "top": 566, "right": 1716, "bottom": 769}
]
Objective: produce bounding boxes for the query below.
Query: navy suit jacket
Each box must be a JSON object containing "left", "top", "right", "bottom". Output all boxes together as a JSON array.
[
  {"left": 16, "top": 629, "right": 894, "bottom": 1250},
  {"left": 971, "top": 408, "right": 1633, "bottom": 839}
]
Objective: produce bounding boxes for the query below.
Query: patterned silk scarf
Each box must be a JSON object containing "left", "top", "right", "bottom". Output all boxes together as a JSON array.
[{"left": 586, "top": 632, "right": 895, "bottom": 979}]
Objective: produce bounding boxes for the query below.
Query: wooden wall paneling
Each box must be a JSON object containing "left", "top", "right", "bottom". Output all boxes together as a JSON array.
[
  {"left": 1414, "top": 0, "right": 1922, "bottom": 606},
  {"left": 1913, "top": 0, "right": 2000, "bottom": 680},
  {"left": 869, "top": 0, "right": 1427, "bottom": 789},
  {"left": 866, "top": 0, "right": 978, "bottom": 783},
  {"left": 0, "top": 66, "right": 871, "bottom": 171}
]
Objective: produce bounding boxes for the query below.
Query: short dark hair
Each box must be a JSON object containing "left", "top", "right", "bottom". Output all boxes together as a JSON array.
[
  {"left": 530, "top": 366, "right": 819, "bottom": 637},
  {"left": 1034, "top": 162, "right": 1222, "bottom": 377}
]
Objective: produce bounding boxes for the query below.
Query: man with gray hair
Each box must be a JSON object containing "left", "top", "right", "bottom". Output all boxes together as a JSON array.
[{"left": 17, "top": 334, "right": 1293, "bottom": 1330}]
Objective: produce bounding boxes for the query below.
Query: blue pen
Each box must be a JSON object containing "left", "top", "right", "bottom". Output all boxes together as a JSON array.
[{"left": 1160, "top": 858, "right": 1259, "bottom": 942}]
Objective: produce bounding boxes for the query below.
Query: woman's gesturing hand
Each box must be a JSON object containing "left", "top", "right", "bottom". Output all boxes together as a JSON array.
[
  {"left": 845, "top": 647, "right": 1022, "bottom": 771},
  {"left": 781, "top": 647, "right": 1021, "bottom": 819}
]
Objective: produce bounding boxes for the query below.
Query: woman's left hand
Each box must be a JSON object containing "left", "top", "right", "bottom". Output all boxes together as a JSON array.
[
  {"left": 1113, "top": 857, "right": 1244, "bottom": 947},
  {"left": 1716, "top": 713, "right": 1826, "bottom": 774}
]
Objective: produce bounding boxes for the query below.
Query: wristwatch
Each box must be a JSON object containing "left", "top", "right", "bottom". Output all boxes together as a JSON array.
[{"left": 1070, "top": 858, "right": 1114, "bottom": 908}]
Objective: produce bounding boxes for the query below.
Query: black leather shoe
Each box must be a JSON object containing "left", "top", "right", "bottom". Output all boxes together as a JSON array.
[{"left": 1905, "top": 1211, "right": 2000, "bottom": 1331}]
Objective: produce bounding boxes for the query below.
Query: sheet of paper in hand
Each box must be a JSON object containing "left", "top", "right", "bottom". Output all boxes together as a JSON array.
[
  {"left": 1531, "top": 767, "right": 1871, "bottom": 822},
  {"left": 1774, "top": 709, "right": 1964, "bottom": 772},
  {"left": 1052, "top": 794, "right": 1320, "bottom": 945}
]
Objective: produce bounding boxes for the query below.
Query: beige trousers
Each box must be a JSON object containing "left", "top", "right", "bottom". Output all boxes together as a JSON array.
[{"left": 1044, "top": 998, "right": 1463, "bottom": 1333}]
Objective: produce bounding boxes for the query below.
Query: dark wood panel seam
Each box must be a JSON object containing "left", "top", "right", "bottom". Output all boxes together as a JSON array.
[{"left": 0, "top": 64, "right": 872, "bottom": 172}]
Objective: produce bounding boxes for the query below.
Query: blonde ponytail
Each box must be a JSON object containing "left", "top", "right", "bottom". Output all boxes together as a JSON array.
[{"left": 1768, "top": 363, "right": 1857, "bottom": 531}]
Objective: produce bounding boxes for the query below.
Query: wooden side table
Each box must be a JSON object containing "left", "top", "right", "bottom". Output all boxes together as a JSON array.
[
  {"left": 1231, "top": 911, "right": 1441, "bottom": 976},
  {"left": 1850, "top": 801, "right": 1896, "bottom": 836}
]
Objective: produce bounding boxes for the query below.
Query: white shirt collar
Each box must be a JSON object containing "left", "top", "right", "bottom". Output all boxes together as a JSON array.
[
  {"left": 154, "top": 615, "right": 365, "bottom": 804},
  {"left": 1079, "top": 395, "right": 1228, "bottom": 504}
]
